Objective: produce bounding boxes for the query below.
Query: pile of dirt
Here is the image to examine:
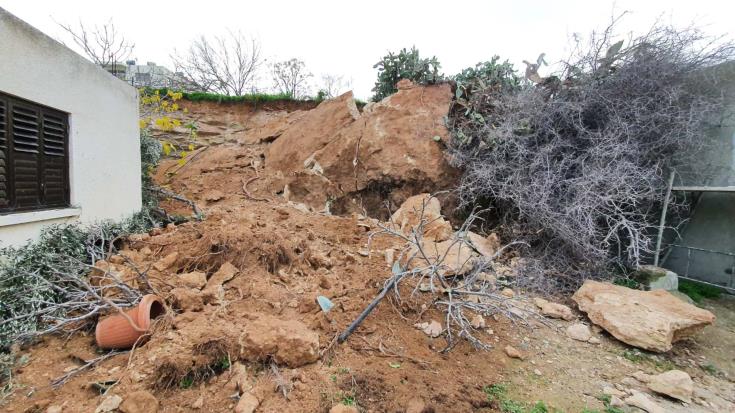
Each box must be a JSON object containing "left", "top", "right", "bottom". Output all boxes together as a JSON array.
[
  {"left": 155, "top": 81, "right": 459, "bottom": 220},
  {"left": 3, "top": 89, "right": 734, "bottom": 413},
  {"left": 267, "top": 80, "right": 459, "bottom": 214}
]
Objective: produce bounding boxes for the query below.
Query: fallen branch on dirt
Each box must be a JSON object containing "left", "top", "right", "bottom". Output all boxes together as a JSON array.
[
  {"left": 148, "top": 186, "right": 203, "bottom": 220},
  {"left": 242, "top": 177, "right": 271, "bottom": 202},
  {"left": 338, "top": 262, "right": 404, "bottom": 343},
  {"left": 0, "top": 217, "right": 157, "bottom": 348},
  {"left": 269, "top": 362, "right": 292, "bottom": 400},
  {"left": 51, "top": 350, "right": 127, "bottom": 388},
  {"left": 163, "top": 146, "right": 210, "bottom": 177},
  {"left": 345, "top": 194, "right": 542, "bottom": 351}
]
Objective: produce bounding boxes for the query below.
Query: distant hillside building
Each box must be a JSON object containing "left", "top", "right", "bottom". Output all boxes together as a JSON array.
[{"left": 124, "top": 61, "right": 177, "bottom": 88}]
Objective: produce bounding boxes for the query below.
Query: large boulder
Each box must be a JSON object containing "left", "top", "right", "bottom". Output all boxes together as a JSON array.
[
  {"left": 265, "top": 83, "right": 458, "bottom": 212},
  {"left": 265, "top": 91, "right": 361, "bottom": 178},
  {"left": 572, "top": 281, "right": 715, "bottom": 352}
]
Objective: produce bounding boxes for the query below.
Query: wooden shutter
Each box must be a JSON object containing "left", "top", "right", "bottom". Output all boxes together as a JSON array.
[
  {"left": 41, "top": 110, "right": 68, "bottom": 206},
  {"left": 0, "top": 90, "right": 69, "bottom": 213},
  {"left": 10, "top": 101, "right": 41, "bottom": 209},
  {"left": 0, "top": 97, "right": 7, "bottom": 208}
]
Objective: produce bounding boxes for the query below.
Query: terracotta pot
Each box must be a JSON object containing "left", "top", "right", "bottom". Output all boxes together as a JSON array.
[{"left": 95, "top": 294, "right": 165, "bottom": 349}]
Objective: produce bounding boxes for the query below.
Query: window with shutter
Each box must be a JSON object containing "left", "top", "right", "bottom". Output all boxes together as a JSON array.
[
  {"left": 0, "top": 90, "right": 69, "bottom": 214},
  {"left": 0, "top": 97, "right": 7, "bottom": 208}
]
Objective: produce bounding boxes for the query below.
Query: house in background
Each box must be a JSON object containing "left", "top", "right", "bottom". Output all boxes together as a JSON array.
[{"left": 0, "top": 7, "right": 141, "bottom": 247}]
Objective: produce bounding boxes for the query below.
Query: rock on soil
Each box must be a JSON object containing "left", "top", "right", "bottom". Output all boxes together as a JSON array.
[
  {"left": 178, "top": 271, "right": 207, "bottom": 290},
  {"left": 329, "top": 404, "right": 359, "bottom": 413},
  {"left": 504, "top": 345, "right": 523, "bottom": 359},
  {"left": 467, "top": 231, "right": 500, "bottom": 257},
  {"left": 406, "top": 238, "right": 478, "bottom": 276},
  {"left": 95, "top": 395, "right": 122, "bottom": 413},
  {"left": 119, "top": 390, "right": 158, "bottom": 413},
  {"left": 390, "top": 193, "right": 452, "bottom": 241},
  {"left": 265, "top": 83, "right": 458, "bottom": 211},
  {"left": 572, "top": 280, "right": 715, "bottom": 352},
  {"left": 237, "top": 315, "right": 320, "bottom": 367},
  {"left": 533, "top": 297, "right": 575, "bottom": 321},
  {"left": 234, "top": 393, "right": 259, "bottom": 413},
  {"left": 647, "top": 369, "right": 693, "bottom": 402},
  {"left": 405, "top": 398, "right": 427, "bottom": 413},
  {"left": 566, "top": 323, "right": 592, "bottom": 342},
  {"left": 624, "top": 390, "right": 665, "bottom": 413},
  {"left": 415, "top": 320, "right": 443, "bottom": 338}
]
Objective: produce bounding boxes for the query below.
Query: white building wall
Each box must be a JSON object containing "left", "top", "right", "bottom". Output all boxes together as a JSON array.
[{"left": 0, "top": 8, "right": 141, "bottom": 247}]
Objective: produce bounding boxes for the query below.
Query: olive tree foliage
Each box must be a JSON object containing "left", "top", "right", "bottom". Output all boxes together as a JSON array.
[
  {"left": 171, "top": 31, "right": 263, "bottom": 96},
  {"left": 371, "top": 47, "right": 442, "bottom": 101},
  {"left": 56, "top": 18, "right": 134, "bottom": 70},
  {"left": 449, "top": 19, "right": 735, "bottom": 285},
  {"left": 271, "top": 58, "right": 313, "bottom": 98}
]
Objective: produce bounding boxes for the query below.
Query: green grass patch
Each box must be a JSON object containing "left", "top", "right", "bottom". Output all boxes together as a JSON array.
[
  {"left": 678, "top": 279, "right": 722, "bottom": 304},
  {"left": 483, "top": 384, "right": 560, "bottom": 413},
  {"left": 142, "top": 88, "right": 310, "bottom": 104}
]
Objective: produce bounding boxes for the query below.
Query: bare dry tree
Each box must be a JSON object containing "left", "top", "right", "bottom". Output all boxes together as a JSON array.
[
  {"left": 320, "top": 74, "right": 352, "bottom": 98},
  {"left": 172, "top": 30, "right": 262, "bottom": 96},
  {"left": 56, "top": 19, "right": 134, "bottom": 72},
  {"left": 271, "top": 58, "right": 312, "bottom": 98}
]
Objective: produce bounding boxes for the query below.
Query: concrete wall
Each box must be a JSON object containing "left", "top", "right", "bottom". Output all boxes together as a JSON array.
[
  {"left": 0, "top": 8, "right": 141, "bottom": 247},
  {"left": 664, "top": 119, "right": 735, "bottom": 290}
]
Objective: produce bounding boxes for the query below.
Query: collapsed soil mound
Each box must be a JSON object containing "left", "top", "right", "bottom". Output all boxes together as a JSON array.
[{"left": 266, "top": 81, "right": 459, "bottom": 214}]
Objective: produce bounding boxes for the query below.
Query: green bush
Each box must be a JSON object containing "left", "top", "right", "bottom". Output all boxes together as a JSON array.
[
  {"left": 371, "top": 46, "right": 443, "bottom": 101},
  {"left": 142, "top": 88, "right": 301, "bottom": 104}
]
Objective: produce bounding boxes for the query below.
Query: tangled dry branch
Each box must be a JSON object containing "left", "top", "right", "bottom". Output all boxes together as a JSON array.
[
  {"left": 344, "top": 195, "right": 542, "bottom": 352},
  {"left": 449, "top": 19, "right": 735, "bottom": 283}
]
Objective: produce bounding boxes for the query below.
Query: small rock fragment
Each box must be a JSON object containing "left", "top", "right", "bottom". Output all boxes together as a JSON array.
[
  {"left": 632, "top": 370, "right": 652, "bottom": 383},
  {"left": 470, "top": 315, "right": 486, "bottom": 329},
  {"left": 533, "top": 297, "right": 575, "bottom": 321},
  {"left": 204, "top": 189, "right": 224, "bottom": 202},
  {"left": 95, "top": 395, "right": 123, "bottom": 413},
  {"left": 405, "top": 398, "right": 427, "bottom": 413},
  {"left": 415, "top": 320, "right": 443, "bottom": 338},
  {"left": 178, "top": 271, "right": 207, "bottom": 290},
  {"left": 46, "top": 406, "right": 63, "bottom": 413},
  {"left": 329, "top": 404, "right": 359, "bottom": 413},
  {"left": 647, "top": 369, "right": 693, "bottom": 402},
  {"left": 170, "top": 287, "right": 204, "bottom": 312},
  {"left": 588, "top": 336, "right": 601, "bottom": 345},
  {"left": 624, "top": 390, "right": 664, "bottom": 413},
  {"left": 234, "top": 393, "right": 260, "bottom": 413},
  {"left": 153, "top": 252, "right": 178, "bottom": 271},
  {"left": 609, "top": 395, "right": 625, "bottom": 408},
  {"left": 504, "top": 345, "right": 523, "bottom": 359},
  {"left": 119, "top": 390, "right": 158, "bottom": 413},
  {"left": 191, "top": 395, "right": 204, "bottom": 409},
  {"left": 566, "top": 323, "right": 592, "bottom": 342},
  {"left": 602, "top": 386, "right": 625, "bottom": 398},
  {"left": 501, "top": 288, "right": 515, "bottom": 298}
]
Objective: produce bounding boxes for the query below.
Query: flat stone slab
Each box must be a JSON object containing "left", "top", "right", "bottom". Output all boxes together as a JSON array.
[{"left": 572, "top": 280, "right": 715, "bottom": 352}]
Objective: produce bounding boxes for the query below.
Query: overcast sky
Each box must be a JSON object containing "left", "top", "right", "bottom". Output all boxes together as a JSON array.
[{"left": 1, "top": 0, "right": 732, "bottom": 99}]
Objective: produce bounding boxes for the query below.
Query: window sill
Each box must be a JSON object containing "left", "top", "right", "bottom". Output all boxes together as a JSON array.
[{"left": 0, "top": 208, "right": 82, "bottom": 227}]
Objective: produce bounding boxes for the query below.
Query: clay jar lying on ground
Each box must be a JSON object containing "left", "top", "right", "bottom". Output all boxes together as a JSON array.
[{"left": 95, "top": 294, "right": 166, "bottom": 349}]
